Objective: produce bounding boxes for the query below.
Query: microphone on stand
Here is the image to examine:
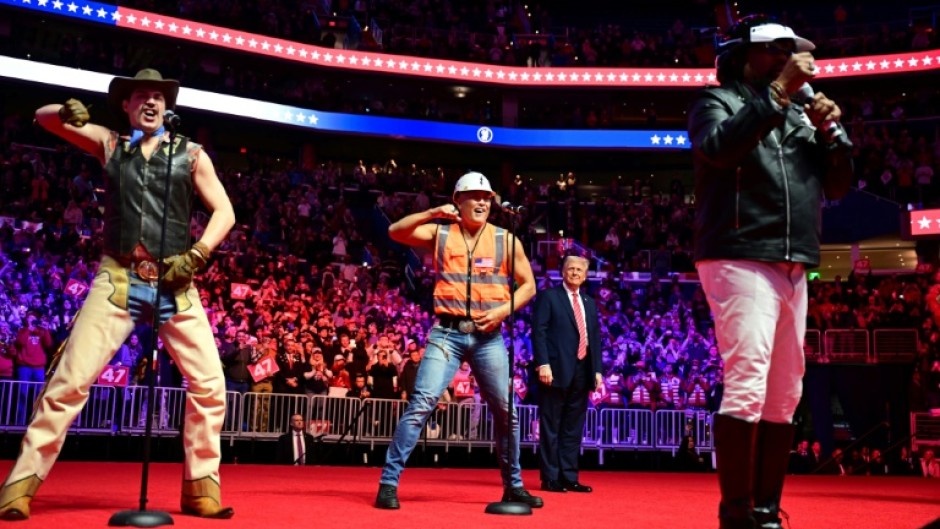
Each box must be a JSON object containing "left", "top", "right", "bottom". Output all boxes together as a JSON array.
[
  {"left": 163, "top": 110, "right": 181, "bottom": 130},
  {"left": 499, "top": 201, "right": 526, "bottom": 215}
]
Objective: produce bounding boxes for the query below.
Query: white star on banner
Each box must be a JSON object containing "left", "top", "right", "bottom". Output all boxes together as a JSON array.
[
  {"left": 273, "top": 43, "right": 283, "bottom": 53},
  {"left": 209, "top": 30, "right": 219, "bottom": 40},
  {"left": 632, "top": 73, "right": 641, "bottom": 82},
  {"left": 336, "top": 54, "right": 346, "bottom": 63},
  {"left": 496, "top": 70, "right": 505, "bottom": 79},
  {"left": 182, "top": 25, "right": 192, "bottom": 35},
  {"left": 838, "top": 63, "right": 848, "bottom": 72},
  {"left": 918, "top": 216, "right": 932, "bottom": 230},
  {"left": 126, "top": 13, "right": 136, "bottom": 24},
  {"left": 924, "top": 56, "right": 934, "bottom": 66},
  {"left": 852, "top": 62, "right": 861, "bottom": 71},
  {"left": 682, "top": 73, "right": 690, "bottom": 82},
  {"left": 222, "top": 33, "right": 232, "bottom": 43},
  {"left": 295, "top": 113, "right": 306, "bottom": 123},
  {"left": 196, "top": 28, "right": 206, "bottom": 38},
  {"left": 669, "top": 73, "right": 678, "bottom": 82},
  {"left": 521, "top": 72, "right": 530, "bottom": 81},
  {"left": 423, "top": 63, "right": 432, "bottom": 72},
  {"left": 656, "top": 73, "right": 665, "bottom": 82},
  {"left": 664, "top": 135, "right": 674, "bottom": 145},
  {"left": 508, "top": 71, "right": 517, "bottom": 80},
  {"left": 286, "top": 46, "right": 296, "bottom": 55},
  {"left": 169, "top": 22, "right": 178, "bottom": 32},
  {"left": 644, "top": 73, "right": 653, "bottom": 82},
  {"left": 361, "top": 56, "right": 371, "bottom": 66},
  {"left": 96, "top": 7, "right": 106, "bottom": 17},
  {"left": 484, "top": 69, "right": 494, "bottom": 78},
  {"left": 556, "top": 72, "right": 565, "bottom": 81},
  {"left": 398, "top": 60, "right": 408, "bottom": 69},
  {"left": 533, "top": 72, "right": 542, "bottom": 81},
  {"left": 111, "top": 9, "right": 121, "bottom": 21},
  {"left": 472, "top": 68, "right": 481, "bottom": 77},
  {"left": 880, "top": 60, "right": 890, "bottom": 69},
  {"left": 261, "top": 41, "right": 270, "bottom": 50},
  {"left": 824, "top": 64, "right": 835, "bottom": 73},
  {"left": 299, "top": 49, "right": 308, "bottom": 58},
  {"left": 448, "top": 66, "right": 457, "bottom": 74},
  {"left": 81, "top": 5, "right": 91, "bottom": 15},
  {"left": 460, "top": 67, "right": 469, "bottom": 76},
  {"left": 283, "top": 111, "right": 293, "bottom": 121},
  {"left": 619, "top": 73, "right": 628, "bottom": 82},
  {"left": 153, "top": 20, "right": 164, "bottom": 30},
  {"left": 410, "top": 61, "right": 420, "bottom": 70},
  {"left": 676, "top": 136, "right": 687, "bottom": 145},
  {"left": 348, "top": 55, "right": 357, "bottom": 64},
  {"left": 52, "top": 0, "right": 62, "bottom": 9},
  {"left": 307, "top": 114, "right": 319, "bottom": 125},
  {"left": 140, "top": 17, "right": 150, "bottom": 27},
  {"left": 607, "top": 73, "right": 615, "bottom": 81},
  {"left": 894, "top": 58, "right": 904, "bottom": 68},
  {"left": 66, "top": 2, "right": 77, "bottom": 13},
  {"left": 694, "top": 73, "right": 703, "bottom": 82},
  {"left": 908, "top": 57, "right": 920, "bottom": 67},
  {"left": 650, "top": 135, "right": 661, "bottom": 145},
  {"left": 436, "top": 64, "right": 444, "bottom": 73},
  {"left": 866, "top": 61, "right": 875, "bottom": 70},
  {"left": 248, "top": 38, "right": 257, "bottom": 48},
  {"left": 39, "top": 0, "right": 49, "bottom": 6}
]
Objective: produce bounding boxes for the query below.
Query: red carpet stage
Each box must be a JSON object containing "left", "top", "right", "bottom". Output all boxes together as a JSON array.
[{"left": 1, "top": 461, "right": 937, "bottom": 528}]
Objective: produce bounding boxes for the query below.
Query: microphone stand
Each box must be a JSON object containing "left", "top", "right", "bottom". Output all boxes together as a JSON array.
[
  {"left": 485, "top": 208, "right": 531, "bottom": 516},
  {"left": 109, "top": 121, "right": 178, "bottom": 527}
]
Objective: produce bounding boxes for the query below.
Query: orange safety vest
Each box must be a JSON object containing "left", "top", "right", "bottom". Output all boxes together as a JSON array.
[{"left": 432, "top": 223, "right": 511, "bottom": 318}]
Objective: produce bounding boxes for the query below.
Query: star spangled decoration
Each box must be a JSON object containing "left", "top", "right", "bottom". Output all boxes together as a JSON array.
[
  {"left": 910, "top": 209, "right": 940, "bottom": 237},
  {"left": 4, "top": 0, "right": 940, "bottom": 88}
]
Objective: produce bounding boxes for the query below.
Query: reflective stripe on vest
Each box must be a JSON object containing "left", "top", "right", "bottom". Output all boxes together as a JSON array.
[{"left": 433, "top": 223, "right": 511, "bottom": 318}]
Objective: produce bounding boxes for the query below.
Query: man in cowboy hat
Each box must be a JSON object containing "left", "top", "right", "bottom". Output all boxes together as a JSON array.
[{"left": 0, "top": 69, "right": 236, "bottom": 520}]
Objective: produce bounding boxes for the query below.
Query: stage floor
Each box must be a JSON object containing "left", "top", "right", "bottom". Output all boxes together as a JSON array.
[{"left": 0, "top": 461, "right": 937, "bottom": 528}]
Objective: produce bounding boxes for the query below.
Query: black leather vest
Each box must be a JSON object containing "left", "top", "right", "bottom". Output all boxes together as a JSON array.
[{"left": 103, "top": 135, "right": 196, "bottom": 258}]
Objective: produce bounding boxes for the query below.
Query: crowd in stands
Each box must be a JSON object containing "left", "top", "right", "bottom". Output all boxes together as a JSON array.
[
  {"left": 2, "top": 1, "right": 939, "bottom": 130},
  {"left": 1, "top": 1, "right": 940, "bottom": 468}
]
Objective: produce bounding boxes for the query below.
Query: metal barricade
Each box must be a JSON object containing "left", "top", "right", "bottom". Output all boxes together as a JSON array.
[
  {"left": 654, "top": 409, "right": 715, "bottom": 450},
  {"left": 804, "top": 329, "right": 823, "bottom": 363},
  {"left": 823, "top": 329, "right": 870, "bottom": 363},
  {"left": 597, "top": 408, "right": 653, "bottom": 448},
  {"left": 241, "top": 391, "right": 308, "bottom": 438},
  {"left": 872, "top": 329, "right": 918, "bottom": 363},
  {"left": 911, "top": 412, "right": 940, "bottom": 453},
  {"left": 456, "top": 400, "right": 492, "bottom": 442},
  {"left": 222, "top": 391, "right": 243, "bottom": 436},
  {"left": 0, "top": 380, "right": 43, "bottom": 430},
  {"left": 118, "top": 386, "right": 188, "bottom": 435},
  {"left": 73, "top": 384, "right": 118, "bottom": 433},
  {"left": 308, "top": 394, "right": 362, "bottom": 440},
  {"left": 583, "top": 408, "right": 599, "bottom": 445},
  {"left": 517, "top": 404, "right": 539, "bottom": 446},
  {"left": 365, "top": 398, "right": 405, "bottom": 440}
]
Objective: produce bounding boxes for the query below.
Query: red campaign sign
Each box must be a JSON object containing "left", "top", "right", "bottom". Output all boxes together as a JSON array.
[
  {"left": 64, "top": 279, "right": 89, "bottom": 298},
  {"left": 308, "top": 420, "right": 331, "bottom": 436},
  {"left": 512, "top": 376, "right": 527, "bottom": 401},
  {"left": 248, "top": 357, "right": 279, "bottom": 382},
  {"left": 230, "top": 282, "right": 252, "bottom": 300},
  {"left": 454, "top": 380, "right": 474, "bottom": 398},
  {"left": 98, "top": 365, "right": 131, "bottom": 387},
  {"left": 853, "top": 258, "right": 871, "bottom": 272},
  {"left": 910, "top": 208, "right": 940, "bottom": 236}
]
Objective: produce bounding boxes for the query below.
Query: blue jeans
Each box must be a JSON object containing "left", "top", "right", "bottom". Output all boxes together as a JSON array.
[
  {"left": 380, "top": 326, "right": 522, "bottom": 488},
  {"left": 15, "top": 366, "right": 45, "bottom": 425}
]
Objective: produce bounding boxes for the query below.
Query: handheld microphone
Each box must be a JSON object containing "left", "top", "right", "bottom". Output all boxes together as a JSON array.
[
  {"left": 500, "top": 201, "right": 525, "bottom": 214},
  {"left": 792, "top": 84, "right": 842, "bottom": 139},
  {"left": 163, "top": 110, "right": 181, "bottom": 129}
]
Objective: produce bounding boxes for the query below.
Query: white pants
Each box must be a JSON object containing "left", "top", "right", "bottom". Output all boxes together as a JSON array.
[{"left": 697, "top": 260, "right": 807, "bottom": 424}]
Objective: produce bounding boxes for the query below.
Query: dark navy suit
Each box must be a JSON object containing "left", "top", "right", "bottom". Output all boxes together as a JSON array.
[{"left": 531, "top": 285, "right": 602, "bottom": 483}]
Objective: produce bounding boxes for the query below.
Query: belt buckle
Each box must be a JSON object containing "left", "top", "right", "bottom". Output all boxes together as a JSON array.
[
  {"left": 135, "top": 260, "right": 160, "bottom": 282},
  {"left": 457, "top": 320, "right": 476, "bottom": 334}
]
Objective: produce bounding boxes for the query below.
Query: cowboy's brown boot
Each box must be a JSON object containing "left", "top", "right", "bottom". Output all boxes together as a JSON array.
[
  {"left": 180, "top": 477, "right": 234, "bottom": 519},
  {"left": 0, "top": 475, "right": 42, "bottom": 521}
]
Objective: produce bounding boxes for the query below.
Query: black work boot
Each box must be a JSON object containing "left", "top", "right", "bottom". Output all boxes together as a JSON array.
[
  {"left": 714, "top": 414, "right": 758, "bottom": 529},
  {"left": 752, "top": 421, "right": 796, "bottom": 529},
  {"left": 375, "top": 484, "right": 400, "bottom": 509}
]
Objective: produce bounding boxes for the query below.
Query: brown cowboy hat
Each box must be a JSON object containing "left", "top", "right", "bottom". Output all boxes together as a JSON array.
[{"left": 107, "top": 69, "right": 179, "bottom": 119}]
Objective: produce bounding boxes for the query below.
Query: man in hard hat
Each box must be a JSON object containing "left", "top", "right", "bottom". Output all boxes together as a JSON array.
[{"left": 375, "top": 171, "right": 542, "bottom": 510}]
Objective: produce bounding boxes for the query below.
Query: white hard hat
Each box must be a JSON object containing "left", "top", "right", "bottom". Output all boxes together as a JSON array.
[{"left": 453, "top": 171, "right": 495, "bottom": 198}]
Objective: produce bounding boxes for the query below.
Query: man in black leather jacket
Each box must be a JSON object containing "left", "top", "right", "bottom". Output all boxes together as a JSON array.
[{"left": 687, "top": 15, "right": 853, "bottom": 529}]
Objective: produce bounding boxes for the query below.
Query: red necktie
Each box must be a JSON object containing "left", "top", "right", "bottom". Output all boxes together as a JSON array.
[
  {"left": 571, "top": 291, "right": 587, "bottom": 360},
  {"left": 295, "top": 432, "right": 304, "bottom": 465}
]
